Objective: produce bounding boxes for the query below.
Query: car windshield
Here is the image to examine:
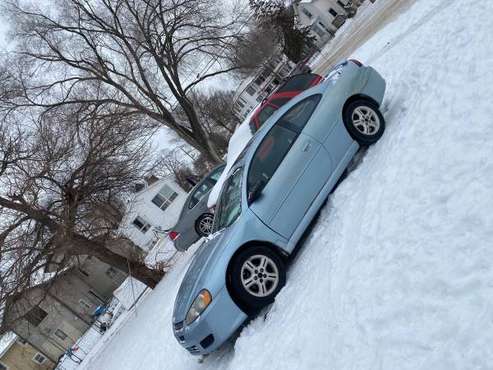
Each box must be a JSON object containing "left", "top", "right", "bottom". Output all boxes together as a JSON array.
[
  {"left": 213, "top": 168, "right": 243, "bottom": 232},
  {"left": 188, "top": 165, "right": 225, "bottom": 209}
]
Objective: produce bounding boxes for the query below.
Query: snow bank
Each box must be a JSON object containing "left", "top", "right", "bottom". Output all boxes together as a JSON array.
[
  {"left": 207, "top": 107, "right": 258, "bottom": 208},
  {"left": 0, "top": 332, "right": 15, "bottom": 357},
  {"left": 113, "top": 277, "right": 148, "bottom": 311}
]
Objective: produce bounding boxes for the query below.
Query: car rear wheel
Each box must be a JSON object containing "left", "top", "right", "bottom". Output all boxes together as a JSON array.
[
  {"left": 195, "top": 213, "right": 214, "bottom": 237},
  {"left": 344, "top": 99, "right": 385, "bottom": 146},
  {"left": 230, "top": 246, "right": 286, "bottom": 311}
]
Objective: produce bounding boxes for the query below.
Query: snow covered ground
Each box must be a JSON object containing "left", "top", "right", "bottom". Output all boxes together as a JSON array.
[{"left": 71, "top": 0, "right": 493, "bottom": 368}]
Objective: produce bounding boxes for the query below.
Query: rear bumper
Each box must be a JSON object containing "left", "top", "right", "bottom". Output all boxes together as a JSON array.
[
  {"left": 173, "top": 287, "right": 247, "bottom": 355},
  {"left": 173, "top": 229, "right": 200, "bottom": 251}
]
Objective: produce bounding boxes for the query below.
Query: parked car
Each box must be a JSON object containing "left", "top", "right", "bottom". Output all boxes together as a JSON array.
[
  {"left": 249, "top": 72, "right": 323, "bottom": 132},
  {"left": 169, "top": 164, "right": 226, "bottom": 251},
  {"left": 172, "top": 60, "right": 386, "bottom": 355}
]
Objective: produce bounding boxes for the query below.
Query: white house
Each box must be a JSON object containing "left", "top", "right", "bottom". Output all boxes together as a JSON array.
[
  {"left": 294, "top": 0, "right": 352, "bottom": 48},
  {"left": 233, "top": 53, "right": 295, "bottom": 120},
  {"left": 119, "top": 176, "right": 187, "bottom": 252}
]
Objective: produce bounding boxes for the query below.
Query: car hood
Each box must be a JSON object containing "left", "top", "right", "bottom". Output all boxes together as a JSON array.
[{"left": 172, "top": 226, "right": 235, "bottom": 322}]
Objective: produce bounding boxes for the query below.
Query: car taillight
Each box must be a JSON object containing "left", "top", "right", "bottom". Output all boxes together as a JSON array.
[
  {"left": 168, "top": 231, "right": 180, "bottom": 241},
  {"left": 348, "top": 59, "right": 363, "bottom": 67}
]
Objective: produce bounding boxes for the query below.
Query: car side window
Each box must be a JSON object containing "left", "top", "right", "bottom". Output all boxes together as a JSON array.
[
  {"left": 209, "top": 166, "right": 224, "bottom": 182},
  {"left": 277, "top": 95, "right": 322, "bottom": 133},
  {"left": 188, "top": 181, "right": 213, "bottom": 209},
  {"left": 247, "top": 125, "right": 297, "bottom": 197},
  {"left": 247, "top": 95, "right": 322, "bottom": 197}
]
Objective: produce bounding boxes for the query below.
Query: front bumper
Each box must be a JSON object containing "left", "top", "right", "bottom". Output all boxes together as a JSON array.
[{"left": 173, "top": 287, "right": 248, "bottom": 355}]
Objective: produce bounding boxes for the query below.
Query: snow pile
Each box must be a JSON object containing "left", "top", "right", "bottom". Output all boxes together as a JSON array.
[
  {"left": 69, "top": 0, "right": 493, "bottom": 368},
  {"left": 207, "top": 107, "right": 258, "bottom": 208},
  {"left": 113, "top": 277, "right": 148, "bottom": 311},
  {"left": 144, "top": 236, "right": 178, "bottom": 267},
  {"left": 0, "top": 332, "right": 15, "bottom": 357}
]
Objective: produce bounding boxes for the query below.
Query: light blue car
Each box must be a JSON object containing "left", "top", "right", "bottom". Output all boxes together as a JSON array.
[{"left": 172, "top": 60, "right": 386, "bottom": 355}]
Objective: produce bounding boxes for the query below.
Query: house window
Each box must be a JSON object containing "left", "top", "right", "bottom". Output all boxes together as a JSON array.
[
  {"left": 106, "top": 267, "right": 118, "bottom": 279},
  {"left": 254, "top": 74, "right": 266, "bottom": 86},
  {"left": 245, "top": 85, "right": 256, "bottom": 95},
  {"left": 25, "top": 306, "right": 48, "bottom": 327},
  {"left": 337, "top": 0, "right": 345, "bottom": 7},
  {"left": 89, "top": 290, "right": 105, "bottom": 303},
  {"left": 32, "top": 353, "right": 47, "bottom": 365},
  {"left": 132, "top": 216, "right": 150, "bottom": 233},
  {"left": 79, "top": 299, "right": 91, "bottom": 310},
  {"left": 312, "top": 24, "right": 326, "bottom": 38},
  {"left": 318, "top": 22, "right": 331, "bottom": 33},
  {"left": 302, "top": 8, "right": 313, "bottom": 18},
  {"left": 151, "top": 184, "right": 178, "bottom": 211},
  {"left": 329, "top": 8, "right": 338, "bottom": 17},
  {"left": 54, "top": 328, "right": 68, "bottom": 341},
  {"left": 236, "top": 99, "right": 245, "bottom": 109},
  {"left": 0, "top": 362, "right": 8, "bottom": 370}
]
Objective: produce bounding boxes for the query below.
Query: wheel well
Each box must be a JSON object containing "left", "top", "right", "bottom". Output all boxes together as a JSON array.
[
  {"left": 342, "top": 94, "right": 380, "bottom": 122},
  {"left": 225, "top": 241, "right": 287, "bottom": 315}
]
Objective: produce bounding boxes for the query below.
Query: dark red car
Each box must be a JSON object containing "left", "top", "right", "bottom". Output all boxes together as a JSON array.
[{"left": 249, "top": 73, "right": 323, "bottom": 132}]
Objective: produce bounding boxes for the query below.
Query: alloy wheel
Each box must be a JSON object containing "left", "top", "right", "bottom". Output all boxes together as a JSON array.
[
  {"left": 198, "top": 214, "right": 213, "bottom": 235},
  {"left": 351, "top": 106, "right": 381, "bottom": 135},
  {"left": 240, "top": 255, "right": 279, "bottom": 298}
]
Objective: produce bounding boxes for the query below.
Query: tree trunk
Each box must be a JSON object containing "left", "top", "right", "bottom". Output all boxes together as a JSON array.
[
  {"left": 71, "top": 236, "right": 165, "bottom": 288},
  {"left": 179, "top": 98, "right": 224, "bottom": 165}
]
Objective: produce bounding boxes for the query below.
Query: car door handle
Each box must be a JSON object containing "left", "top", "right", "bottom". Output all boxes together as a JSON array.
[{"left": 302, "top": 141, "right": 312, "bottom": 152}]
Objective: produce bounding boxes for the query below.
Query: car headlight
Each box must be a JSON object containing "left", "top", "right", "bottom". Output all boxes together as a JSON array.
[{"left": 185, "top": 289, "right": 212, "bottom": 326}]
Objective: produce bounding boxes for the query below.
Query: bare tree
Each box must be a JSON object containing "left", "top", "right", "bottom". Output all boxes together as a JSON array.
[
  {"left": 232, "top": 22, "right": 280, "bottom": 78},
  {"left": 2, "top": 0, "right": 248, "bottom": 165},
  {"left": 154, "top": 148, "right": 198, "bottom": 191},
  {"left": 249, "top": 0, "right": 315, "bottom": 62},
  {"left": 0, "top": 102, "right": 166, "bottom": 314},
  {"left": 193, "top": 90, "right": 237, "bottom": 135}
]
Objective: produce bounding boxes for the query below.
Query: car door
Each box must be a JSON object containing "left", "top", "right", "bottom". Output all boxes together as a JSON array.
[{"left": 248, "top": 95, "right": 333, "bottom": 239}]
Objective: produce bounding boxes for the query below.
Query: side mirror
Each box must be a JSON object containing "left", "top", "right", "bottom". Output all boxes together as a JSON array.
[{"left": 248, "top": 182, "right": 264, "bottom": 203}]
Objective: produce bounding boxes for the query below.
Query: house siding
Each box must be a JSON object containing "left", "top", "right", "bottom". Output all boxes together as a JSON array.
[
  {"left": 0, "top": 340, "right": 55, "bottom": 370},
  {"left": 120, "top": 178, "right": 187, "bottom": 251},
  {"left": 5, "top": 259, "right": 126, "bottom": 363}
]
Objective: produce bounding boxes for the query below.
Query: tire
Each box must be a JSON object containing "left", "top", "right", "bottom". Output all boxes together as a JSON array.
[
  {"left": 230, "top": 246, "right": 286, "bottom": 311},
  {"left": 343, "top": 99, "right": 385, "bottom": 146},
  {"left": 195, "top": 213, "right": 214, "bottom": 237}
]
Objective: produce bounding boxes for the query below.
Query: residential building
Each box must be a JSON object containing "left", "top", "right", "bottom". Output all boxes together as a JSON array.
[
  {"left": 233, "top": 53, "right": 296, "bottom": 120},
  {"left": 0, "top": 258, "right": 126, "bottom": 364},
  {"left": 119, "top": 176, "right": 187, "bottom": 252},
  {"left": 0, "top": 334, "right": 54, "bottom": 370},
  {"left": 294, "top": 0, "right": 353, "bottom": 48}
]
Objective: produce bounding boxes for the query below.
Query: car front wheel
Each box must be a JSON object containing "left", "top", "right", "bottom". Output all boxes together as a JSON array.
[
  {"left": 344, "top": 99, "right": 385, "bottom": 146},
  {"left": 230, "top": 246, "right": 286, "bottom": 311}
]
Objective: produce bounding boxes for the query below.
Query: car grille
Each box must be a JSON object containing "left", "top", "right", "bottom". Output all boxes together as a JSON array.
[
  {"left": 200, "top": 334, "right": 214, "bottom": 349},
  {"left": 173, "top": 321, "right": 184, "bottom": 331},
  {"left": 186, "top": 345, "right": 200, "bottom": 354}
]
